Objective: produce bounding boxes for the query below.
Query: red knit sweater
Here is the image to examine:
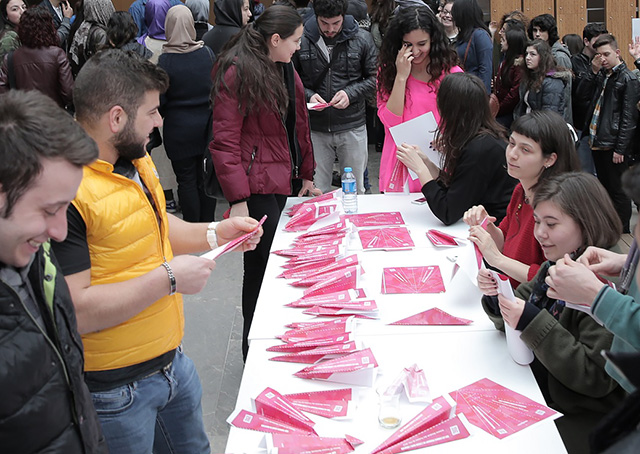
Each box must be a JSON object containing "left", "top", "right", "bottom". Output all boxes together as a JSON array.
[{"left": 497, "top": 184, "right": 546, "bottom": 287}]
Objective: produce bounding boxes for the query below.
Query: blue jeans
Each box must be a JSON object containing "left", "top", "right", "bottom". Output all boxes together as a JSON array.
[
  {"left": 91, "top": 347, "right": 210, "bottom": 454},
  {"left": 577, "top": 135, "right": 596, "bottom": 175}
]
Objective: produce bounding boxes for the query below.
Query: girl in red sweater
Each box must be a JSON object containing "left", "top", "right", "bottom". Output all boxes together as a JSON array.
[{"left": 463, "top": 110, "right": 580, "bottom": 287}]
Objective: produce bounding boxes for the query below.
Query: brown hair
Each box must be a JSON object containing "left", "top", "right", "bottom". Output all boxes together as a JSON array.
[
  {"left": 533, "top": 172, "right": 621, "bottom": 252},
  {"left": 435, "top": 72, "right": 506, "bottom": 186}
]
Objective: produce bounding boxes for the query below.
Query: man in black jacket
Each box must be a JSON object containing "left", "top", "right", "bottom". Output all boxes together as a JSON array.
[
  {"left": 572, "top": 23, "right": 608, "bottom": 175},
  {"left": 577, "top": 34, "right": 640, "bottom": 233},
  {"left": 0, "top": 90, "right": 106, "bottom": 453},
  {"left": 293, "top": 0, "right": 377, "bottom": 194},
  {"left": 38, "top": 0, "right": 73, "bottom": 48}
]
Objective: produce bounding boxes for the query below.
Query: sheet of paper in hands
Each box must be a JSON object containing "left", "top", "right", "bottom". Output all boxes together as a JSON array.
[
  {"left": 488, "top": 270, "right": 534, "bottom": 365},
  {"left": 389, "top": 111, "right": 442, "bottom": 169},
  {"left": 307, "top": 102, "right": 332, "bottom": 110},
  {"left": 201, "top": 215, "right": 266, "bottom": 260}
]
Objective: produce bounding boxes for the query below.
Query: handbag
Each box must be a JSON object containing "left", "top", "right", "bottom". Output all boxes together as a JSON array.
[{"left": 489, "top": 93, "right": 500, "bottom": 117}]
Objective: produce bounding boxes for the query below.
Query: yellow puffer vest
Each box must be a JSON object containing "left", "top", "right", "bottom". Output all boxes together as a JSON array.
[{"left": 72, "top": 156, "right": 184, "bottom": 371}]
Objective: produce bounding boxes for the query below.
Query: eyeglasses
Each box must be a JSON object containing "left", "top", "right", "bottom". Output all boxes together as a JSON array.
[{"left": 440, "top": 9, "right": 452, "bottom": 17}]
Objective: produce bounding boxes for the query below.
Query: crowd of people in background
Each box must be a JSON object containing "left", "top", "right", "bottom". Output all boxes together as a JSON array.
[{"left": 2, "top": 0, "right": 640, "bottom": 453}]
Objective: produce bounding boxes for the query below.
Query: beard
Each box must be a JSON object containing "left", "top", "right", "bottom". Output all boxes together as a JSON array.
[{"left": 113, "top": 120, "right": 147, "bottom": 161}]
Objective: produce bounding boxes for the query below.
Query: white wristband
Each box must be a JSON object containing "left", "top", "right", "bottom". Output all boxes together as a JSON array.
[{"left": 206, "top": 222, "right": 219, "bottom": 249}]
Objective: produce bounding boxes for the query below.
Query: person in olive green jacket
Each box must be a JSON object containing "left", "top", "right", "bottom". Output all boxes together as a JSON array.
[{"left": 478, "top": 172, "right": 627, "bottom": 454}]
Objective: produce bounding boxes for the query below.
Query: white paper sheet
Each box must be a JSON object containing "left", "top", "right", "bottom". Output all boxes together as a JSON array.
[{"left": 389, "top": 112, "right": 443, "bottom": 170}]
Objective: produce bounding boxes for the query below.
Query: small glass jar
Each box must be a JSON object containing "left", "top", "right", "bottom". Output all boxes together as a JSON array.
[{"left": 377, "top": 386, "right": 403, "bottom": 429}]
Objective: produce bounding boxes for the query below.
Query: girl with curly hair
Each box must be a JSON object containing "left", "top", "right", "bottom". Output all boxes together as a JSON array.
[
  {"left": 0, "top": 6, "right": 73, "bottom": 108},
  {"left": 376, "top": 5, "right": 460, "bottom": 193}
]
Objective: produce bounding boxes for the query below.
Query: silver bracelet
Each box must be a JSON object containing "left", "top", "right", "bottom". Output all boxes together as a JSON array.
[{"left": 161, "top": 261, "right": 177, "bottom": 296}]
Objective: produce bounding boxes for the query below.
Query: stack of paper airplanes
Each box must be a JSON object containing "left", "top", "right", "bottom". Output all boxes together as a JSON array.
[{"left": 227, "top": 386, "right": 364, "bottom": 453}]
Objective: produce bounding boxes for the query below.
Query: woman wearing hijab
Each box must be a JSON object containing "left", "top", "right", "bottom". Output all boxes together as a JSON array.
[
  {"left": 158, "top": 4, "right": 217, "bottom": 222},
  {"left": 68, "top": 0, "right": 115, "bottom": 77},
  {"left": 202, "top": 0, "right": 251, "bottom": 56},
  {"left": 139, "top": 0, "right": 171, "bottom": 64},
  {"left": 184, "top": 0, "right": 211, "bottom": 41},
  {"left": 139, "top": 0, "right": 179, "bottom": 211}
]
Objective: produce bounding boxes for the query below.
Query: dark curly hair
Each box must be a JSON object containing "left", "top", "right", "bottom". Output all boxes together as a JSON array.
[
  {"left": 377, "top": 6, "right": 457, "bottom": 98},
  {"left": 528, "top": 14, "right": 559, "bottom": 45},
  {"left": 107, "top": 11, "right": 138, "bottom": 48},
  {"left": 211, "top": 5, "right": 301, "bottom": 116},
  {"left": 18, "top": 6, "right": 58, "bottom": 48},
  {"left": 435, "top": 72, "right": 506, "bottom": 186},
  {"left": 521, "top": 39, "right": 557, "bottom": 92}
]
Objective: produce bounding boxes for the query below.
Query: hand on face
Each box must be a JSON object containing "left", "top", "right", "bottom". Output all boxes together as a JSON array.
[{"left": 395, "top": 44, "right": 414, "bottom": 80}]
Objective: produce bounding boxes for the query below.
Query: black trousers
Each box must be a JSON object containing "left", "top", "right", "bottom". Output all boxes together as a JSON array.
[
  {"left": 170, "top": 155, "right": 216, "bottom": 222},
  {"left": 242, "top": 193, "right": 288, "bottom": 360},
  {"left": 592, "top": 150, "right": 631, "bottom": 233}
]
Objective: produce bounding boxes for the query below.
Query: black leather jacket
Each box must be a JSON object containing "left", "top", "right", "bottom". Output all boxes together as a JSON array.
[
  {"left": 576, "top": 62, "right": 640, "bottom": 156},
  {"left": 0, "top": 247, "right": 107, "bottom": 453},
  {"left": 292, "top": 14, "right": 377, "bottom": 133}
]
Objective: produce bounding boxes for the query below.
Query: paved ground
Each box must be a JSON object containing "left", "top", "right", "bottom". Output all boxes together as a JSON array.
[{"left": 181, "top": 145, "right": 382, "bottom": 452}]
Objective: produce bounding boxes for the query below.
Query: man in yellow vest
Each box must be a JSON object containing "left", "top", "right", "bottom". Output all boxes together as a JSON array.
[{"left": 51, "top": 50, "right": 262, "bottom": 454}]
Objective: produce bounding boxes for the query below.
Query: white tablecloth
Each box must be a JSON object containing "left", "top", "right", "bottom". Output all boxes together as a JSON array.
[{"left": 227, "top": 194, "right": 567, "bottom": 453}]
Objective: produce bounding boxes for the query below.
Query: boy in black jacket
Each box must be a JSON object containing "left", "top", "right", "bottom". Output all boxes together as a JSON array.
[{"left": 576, "top": 34, "right": 640, "bottom": 233}]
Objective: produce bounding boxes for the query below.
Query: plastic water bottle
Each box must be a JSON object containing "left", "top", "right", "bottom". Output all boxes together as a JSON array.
[{"left": 341, "top": 167, "right": 358, "bottom": 213}]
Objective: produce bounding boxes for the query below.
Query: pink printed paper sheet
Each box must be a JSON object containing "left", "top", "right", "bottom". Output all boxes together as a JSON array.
[
  {"left": 381, "top": 266, "right": 445, "bottom": 294},
  {"left": 390, "top": 308, "right": 472, "bottom": 326},
  {"left": 452, "top": 378, "right": 561, "bottom": 439},
  {"left": 345, "top": 212, "right": 405, "bottom": 227},
  {"left": 358, "top": 227, "right": 415, "bottom": 250}
]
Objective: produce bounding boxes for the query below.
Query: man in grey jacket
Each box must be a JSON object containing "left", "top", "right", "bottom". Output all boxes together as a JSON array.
[{"left": 293, "top": 0, "right": 377, "bottom": 194}]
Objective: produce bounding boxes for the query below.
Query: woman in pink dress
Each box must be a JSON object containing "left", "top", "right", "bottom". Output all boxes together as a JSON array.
[{"left": 376, "top": 5, "right": 461, "bottom": 193}]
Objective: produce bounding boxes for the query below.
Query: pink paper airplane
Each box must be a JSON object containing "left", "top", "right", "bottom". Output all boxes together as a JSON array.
[
  {"left": 390, "top": 308, "right": 472, "bottom": 325},
  {"left": 371, "top": 394, "right": 456, "bottom": 454},
  {"left": 268, "top": 433, "right": 358, "bottom": 454},
  {"left": 288, "top": 288, "right": 367, "bottom": 307},
  {"left": 287, "top": 189, "right": 340, "bottom": 216},
  {"left": 296, "top": 220, "right": 350, "bottom": 238},
  {"left": 289, "top": 255, "right": 360, "bottom": 286},
  {"left": 284, "top": 388, "right": 355, "bottom": 418},
  {"left": 285, "top": 203, "right": 337, "bottom": 232},
  {"left": 294, "top": 348, "right": 378, "bottom": 386},
  {"left": 303, "top": 265, "right": 361, "bottom": 297},
  {"left": 227, "top": 409, "right": 313, "bottom": 435},
  {"left": 426, "top": 229, "right": 464, "bottom": 247},
  {"left": 270, "top": 341, "right": 358, "bottom": 364},
  {"left": 376, "top": 415, "right": 470, "bottom": 453},
  {"left": 254, "top": 388, "right": 316, "bottom": 434}
]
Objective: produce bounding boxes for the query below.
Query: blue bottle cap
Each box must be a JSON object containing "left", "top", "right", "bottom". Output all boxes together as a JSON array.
[{"left": 344, "top": 167, "right": 352, "bottom": 172}]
